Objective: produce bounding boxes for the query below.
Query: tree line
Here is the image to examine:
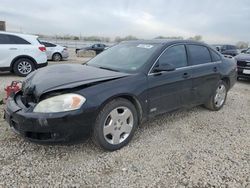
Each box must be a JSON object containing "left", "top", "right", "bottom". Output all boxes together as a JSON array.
[{"left": 37, "top": 33, "right": 249, "bottom": 48}]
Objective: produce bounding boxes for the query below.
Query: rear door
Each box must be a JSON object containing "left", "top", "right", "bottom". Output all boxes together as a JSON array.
[
  {"left": 147, "top": 44, "right": 193, "bottom": 117},
  {"left": 186, "top": 44, "right": 221, "bottom": 104}
]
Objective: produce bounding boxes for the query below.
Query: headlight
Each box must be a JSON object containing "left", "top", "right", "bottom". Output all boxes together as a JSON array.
[{"left": 33, "top": 93, "right": 86, "bottom": 113}]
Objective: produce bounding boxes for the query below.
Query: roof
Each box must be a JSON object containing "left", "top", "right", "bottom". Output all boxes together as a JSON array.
[
  {"left": 0, "top": 31, "right": 38, "bottom": 38},
  {"left": 121, "top": 39, "right": 206, "bottom": 46},
  {"left": 0, "top": 31, "right": 39, "bottom": 44}
]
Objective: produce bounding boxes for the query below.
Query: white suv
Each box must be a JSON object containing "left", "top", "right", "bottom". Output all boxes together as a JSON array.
[{"left": 0, "top": 32, "right": 47, "bottom": 76}]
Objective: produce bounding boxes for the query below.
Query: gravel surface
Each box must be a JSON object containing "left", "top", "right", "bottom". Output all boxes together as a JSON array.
[{"left": 0, "top": 57, "right": 249, "bottom": 187}]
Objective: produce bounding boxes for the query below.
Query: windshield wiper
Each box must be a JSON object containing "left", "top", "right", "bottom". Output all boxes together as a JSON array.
[{"left": 98, "top": 66, "right": 120, "bottom": 72}]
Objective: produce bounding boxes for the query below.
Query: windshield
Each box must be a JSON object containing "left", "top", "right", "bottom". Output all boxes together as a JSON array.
[{"left": 87, "top": 43, "right": 161, "bottom": 73}]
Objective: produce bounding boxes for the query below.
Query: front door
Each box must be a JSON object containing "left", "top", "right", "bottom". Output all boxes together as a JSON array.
[{"left": 147, "top": 44, "right": 193, "bottom": 117}]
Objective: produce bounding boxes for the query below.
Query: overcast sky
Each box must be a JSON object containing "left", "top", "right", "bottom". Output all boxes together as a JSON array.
[{"left": 1, "top": 0, "right": 250, "bottom": 43}]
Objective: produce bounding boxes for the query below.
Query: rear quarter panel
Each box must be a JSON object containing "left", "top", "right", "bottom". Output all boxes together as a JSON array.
[{"left": 218, "top": 57, "right": 237, "bottom": 89}]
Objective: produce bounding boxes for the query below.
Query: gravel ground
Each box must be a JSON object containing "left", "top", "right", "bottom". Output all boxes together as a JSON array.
[{"left": 0, "top": 56, "right": 249, "bottom": 187}]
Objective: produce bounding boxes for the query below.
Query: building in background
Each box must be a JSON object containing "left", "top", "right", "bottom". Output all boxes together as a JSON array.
[{"left": 0, "top": 21, "right": 6, "bottom": 31}]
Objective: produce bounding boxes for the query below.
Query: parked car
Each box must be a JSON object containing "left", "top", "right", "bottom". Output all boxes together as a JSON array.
[
  {"left": 212, "top": 44, "right": 239, "bottom": 57},
  {"left": 240, "top": 48, "right": 249, "bottom": 54},
  {"left": 0, "top": 31, "right": 47, "bottom": 76},
  {"left": 4, "top": 40, "right": 237, "bottom": 151},
  {"left": 40, "top": 41, "right": 69, "bottom": 61},
  {"left": 76, "top": 43, "right": 107, "bottom": 55},
  {"left": 235, "top": 48, "right": 250, "bottom": 79}
]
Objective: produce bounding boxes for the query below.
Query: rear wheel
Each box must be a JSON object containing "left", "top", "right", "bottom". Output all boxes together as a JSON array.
[
  {"left": 204, "top": 80, "right": 228, "bottom": 111},
  {"left": 93, "top": 98, "right": 138, "bottom": 151},
  {"left": 52, "top": 53, "right": 62, "bottom": 61},
  {"left": 13, "top": 58, "right": 35, "bottom": 77}
]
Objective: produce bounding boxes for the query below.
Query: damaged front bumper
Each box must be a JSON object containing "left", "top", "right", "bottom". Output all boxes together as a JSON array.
[{"left": 4, "top": 92, "right": 95, "bottom": 143}]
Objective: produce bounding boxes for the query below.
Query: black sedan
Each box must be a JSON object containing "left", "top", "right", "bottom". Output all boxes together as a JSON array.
[
  {"left": 235, "top": 48, "right": 250, "bottom": 79},
  {"left": 75, "top": 43, "right": 107, "bottom": 55},
  {"left": 4, "top": 40, "right": 237, "bottom": 151},
  {"left": 212, "top": 44, "right": 239, "bottom": 57}
]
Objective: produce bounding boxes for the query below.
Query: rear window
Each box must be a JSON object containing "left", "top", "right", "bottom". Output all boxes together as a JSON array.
[
  {"left": 187, "top": 45, "right": 211, "bottom": 65},
  {"left": 0, "top": 34, "right": 30, "bottom": 44},
  {"left": 41, "top": 42, "right": 56, "bottom": 47},
  {"left": 229, "top": 45, "right": 236, "bottom": 50}
]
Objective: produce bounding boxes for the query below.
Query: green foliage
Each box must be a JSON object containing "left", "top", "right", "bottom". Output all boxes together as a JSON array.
[
  {"left": 115, "top": 35, "right": 138, "bottom": 42},
  {"left": 236, "top": 41, "right": 249, "bottom": 49},
  {"left": 154, "top": 36, "right": 183, "bottom": 40},
  {"left": 188, "top": 35, "right": 203, "bottom": 41}
]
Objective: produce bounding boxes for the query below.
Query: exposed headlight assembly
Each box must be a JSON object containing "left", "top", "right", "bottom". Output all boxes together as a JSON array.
[{"left": 33, "top": 93, "right": 86, "bottom": 113}]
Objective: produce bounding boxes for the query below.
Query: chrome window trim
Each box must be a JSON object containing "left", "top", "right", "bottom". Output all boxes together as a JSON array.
[
  {"left": 148, "top": 43, "right": 184, "bottom": 75},
  {"left": 148, "top": 44, "right": 222, "bottom": 76}
]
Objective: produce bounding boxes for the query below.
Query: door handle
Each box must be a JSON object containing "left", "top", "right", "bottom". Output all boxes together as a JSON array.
[
  {"left": 213, "top": 67, "right": 218, "bottom": 72},
  {"left": 9, "top": 48, "right": 17, "bottom": 50},
  {"left": 183, "top": 72, "right": 191, "bottom": 79}
]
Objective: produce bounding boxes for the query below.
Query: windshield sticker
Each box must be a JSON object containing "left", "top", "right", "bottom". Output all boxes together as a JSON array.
[{"left": 137, "top": 44, "right": 154, "bottom": 49}]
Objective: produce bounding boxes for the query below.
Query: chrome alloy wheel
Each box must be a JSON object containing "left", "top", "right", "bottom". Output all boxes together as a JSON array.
[
  {"left": 103, "top": 107, "right": 134, "bottom": 145},
  {"left": 214, "top": 84, "right": 226, "bottom": 108},
  {"left": 17, "top": 61, "right": 32, "bottom": 75}
]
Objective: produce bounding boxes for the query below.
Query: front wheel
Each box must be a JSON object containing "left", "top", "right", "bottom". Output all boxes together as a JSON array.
[
  {"left": 204, "top": 80, "right": 228, "bottom": 111},
  {"left": 93, "top": 98, "right": 138, "bottom": 151}
]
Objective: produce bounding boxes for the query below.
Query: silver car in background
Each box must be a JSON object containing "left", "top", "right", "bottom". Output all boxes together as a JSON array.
[{"left": 41, "top": 41, "right": 69, "bottom": 61}]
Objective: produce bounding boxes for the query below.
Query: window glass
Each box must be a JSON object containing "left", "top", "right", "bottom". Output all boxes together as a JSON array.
[
  {"left": 230, "top": 45, "right": 236, "bottom": 50},
  {"left": 41, "top": 42, "right": 48, "bottom": 47},
  {"left": 0, "top": 34, "right": 10, "bottom": 44},
  {"left": 158, "top": 45, "right": 187, "bottom": 68},
  {"left": 187, "top": 45, "right": 212, "bottom": 65},
  {"left": 221, "top": 45, "right": 227, "bottom": 51},
  {"left": 41, "top": 42, "right": 56, "bottom": 47},
  {"left": 87, "top": 43, "right": 161, "bottom": 73},
  {"left": 0, "top": 34, "right": 30, "bottom": 44},
  {"left": 210, "top": 50, "right": 221, "bottom": 62}
]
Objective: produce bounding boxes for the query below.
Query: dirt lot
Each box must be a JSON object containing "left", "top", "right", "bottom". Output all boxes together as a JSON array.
[{"left": 0, "top": 53, "right": 249, "bottom": 187}]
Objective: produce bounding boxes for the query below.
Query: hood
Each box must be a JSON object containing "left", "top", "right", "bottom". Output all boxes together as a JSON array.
[
  {"left": 22, "top": 64, "right": 129, "bottom": 99},
  {"left": 235, "top": 53, "right": 250, "bottom": 61}
]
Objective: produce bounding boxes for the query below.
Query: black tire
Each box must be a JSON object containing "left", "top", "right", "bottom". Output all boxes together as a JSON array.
[
  {"left": 204, "top": 80, "right": 228, "bottom": 111},
  {"left": 52, "top": 53, "right": 62, "bottom": 61},
  {"left": 93, "top": 98, "right": 138, "bottom": 151},
  {"left": 13, "top": 58, "right": 35, "bottom": 77}
]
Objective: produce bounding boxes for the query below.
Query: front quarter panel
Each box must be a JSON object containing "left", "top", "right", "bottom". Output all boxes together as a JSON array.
[{"left": 77, "top": 73, "right": 148, "bottom": 121}]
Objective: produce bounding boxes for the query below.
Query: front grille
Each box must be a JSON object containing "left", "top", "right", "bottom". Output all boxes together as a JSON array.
[{"left": 237, "top": 61, "right": 250, "bottom": 68}]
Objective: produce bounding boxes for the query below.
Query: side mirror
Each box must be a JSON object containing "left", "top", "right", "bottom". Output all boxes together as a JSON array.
[{"left": 154, "top": 63, "right": 176, "bottom": 72}]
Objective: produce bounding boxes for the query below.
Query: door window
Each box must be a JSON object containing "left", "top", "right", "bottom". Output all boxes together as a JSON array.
[
  {"left": 158, "top": 45, "right": 188, "bottom": 68},
  {"left": 187, "top": 45, "right": 212, "bottom": 65},
  {"left": 210, "top": 50, "right": 221, "bottom": 62},
  {"left": 0, "top": 34, "right": 30, "bottom": 44}
]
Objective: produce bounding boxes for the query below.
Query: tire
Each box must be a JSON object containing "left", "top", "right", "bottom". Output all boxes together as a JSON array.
[
  {"left": 204, "top": 80, "right": 228, "bottom": 111},
  {"left": 93, "top": 98, "right": 138, "bottom": 151},
  {"left": 52, "top": 53, "right": 62, "bottom": 61},
  {"left": 13, "top": 58, "right": 35, "bottom": 77}
]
